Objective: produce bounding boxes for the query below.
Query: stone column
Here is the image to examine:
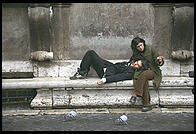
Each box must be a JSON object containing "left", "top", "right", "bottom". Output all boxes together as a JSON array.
[
  {"left": 2, "top": 3, "right": 30, "bottom": 61},
  {"left": 152, "top": 3, "right": 173, "bottom": 59},
  {"left": 28, "top": 4, "right": 51, "bottom": 52},
  {"left": 51, "top": 3, "right": 71, "bottom": 60},
  {"left": 170, "top": 4, "right": 194, "bottom": 61},
  {"left": 171, "top": 4, "right": 194, "bottom": 51},
  {"left": 28, "top": 4, "right": 53, "bottom": 109}
]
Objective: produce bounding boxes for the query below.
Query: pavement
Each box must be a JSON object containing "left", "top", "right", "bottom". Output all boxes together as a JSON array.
[
  {"left": 2, "top": 109, "right": 194, "bottom": 131},
  {"left": 2, "top": 103, "right": 194, "bottom": 131}
]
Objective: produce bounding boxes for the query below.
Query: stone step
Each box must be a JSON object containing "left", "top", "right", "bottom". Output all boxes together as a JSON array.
[{"left": 30, "top": 87, "right": 193, "bottom": 109}]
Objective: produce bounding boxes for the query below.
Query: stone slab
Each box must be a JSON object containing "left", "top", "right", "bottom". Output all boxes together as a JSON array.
[
  {"left": 52, "top": 89, "right": 159, "bottom": 108},
  {"left": 31, "top": 87, "right": 194, "bottom": 108},
  {"left": 180, "top": 63, "right": 194, "bottom": 77},
  {"left": 2, "top": 61, "right": 33, "bottom": 72},
  {"left": 30, "top": 88, "right": 53, "bottom": 109},
  {"left": 53, "top": 88, "right": 70, "bottom": 107},
  {"left": 160, "top": 59, "right": 180, "bottom": 76},
  {"left": 159, "top": 89, "right": 194, "bottom": 106},
  {"left": 37, "top": 64, "right": 59, "bottom": 77}
]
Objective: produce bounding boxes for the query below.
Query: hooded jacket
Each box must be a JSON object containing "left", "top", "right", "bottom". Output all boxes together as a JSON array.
[{"left": 129, "top": 43, "right": 162, "bottom": 91}]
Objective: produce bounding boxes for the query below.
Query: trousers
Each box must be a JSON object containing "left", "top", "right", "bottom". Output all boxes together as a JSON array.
[
  {"left": 80, "top": 50, "right": 113, "bottom": 78},
  {"left": 133, "top": 70, "right": 155, "bottom": 106}
]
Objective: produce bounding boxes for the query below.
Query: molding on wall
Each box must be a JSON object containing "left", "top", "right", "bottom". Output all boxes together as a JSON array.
[{"left": 152, "top": 3, "right": 194, "bottom": 7}]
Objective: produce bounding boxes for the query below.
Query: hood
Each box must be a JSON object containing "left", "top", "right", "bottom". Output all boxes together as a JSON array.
[{"left": 131, "top": 37, "right": 146, "bottom": 54}]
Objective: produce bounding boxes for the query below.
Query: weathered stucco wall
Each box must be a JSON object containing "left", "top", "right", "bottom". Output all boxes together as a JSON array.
[
  {"left": 28, "top": 6, "right": 51, "bottom": 52},
  {"left": 153, "top": 5, "right": 173, "bottom": 59},
  {"left": 171, "top": 6, "right": 194, "bottom": 51},
  {"left": 2, "top": 3, "right": 194, "bottom": 62},
  {"left": 51, "top": 5, "right": 70, "bottom": 60},
  {"left": 2, "top": 4, "right": 30, "bottom": 61},
  {"left": 69, "top": 3, "right": 155, "bottom": 60}
]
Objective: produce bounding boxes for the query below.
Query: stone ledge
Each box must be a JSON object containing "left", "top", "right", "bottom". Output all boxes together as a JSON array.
[
  {"left": 2, "top": 108, "right": 194, "bottom": 116},
  {"left": 26, "top": 77, "right": 194, "bottom": 109},
  {"left": 3, "top": 76, "right": 194, "bottom": 109},
  {"left": 2, "top": 61, "right": 33, "bottom": 73},
  {"left": 31, "top": 87, "right": 193, "bottom": 109},
  {"left": 2, "top": 77, "right": 194, "bottom": 89},
  {"left": 2, "top": 59, "right": 194, "bottom": 77}
]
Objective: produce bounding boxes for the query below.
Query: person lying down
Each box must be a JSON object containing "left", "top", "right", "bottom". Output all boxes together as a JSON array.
[{"left": 70, "top": 50, "right": 149, "bottom": 85}]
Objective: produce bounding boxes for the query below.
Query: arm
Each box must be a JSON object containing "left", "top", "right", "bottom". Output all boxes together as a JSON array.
[{"left": 152, "top": 47, "right": 164, "bottom": 66}]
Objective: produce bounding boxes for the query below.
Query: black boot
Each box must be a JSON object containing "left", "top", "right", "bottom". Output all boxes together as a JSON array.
[
  {"left": 129, "top": 96, "right": 136, "bottom": 105},
  {"left": 70, "top": 68, "right": 88, "bottom": 80}
]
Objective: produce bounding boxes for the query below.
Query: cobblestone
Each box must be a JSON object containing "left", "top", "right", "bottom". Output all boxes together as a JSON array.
[{"left": 2, "top": 112, "right": 194, "bottom": 131}]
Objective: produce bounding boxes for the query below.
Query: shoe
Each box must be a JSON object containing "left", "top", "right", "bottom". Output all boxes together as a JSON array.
[
  {"left": 129, "top": 96, "right": 136, "bottom": 105},
  {"left": 141, "top": 106, "right": 152, "bottom": 112},
  {"left": 70, "top": 72, "right": 84, "bottom": 80},
  {"left": 70, "top": 68, "right": 87, "bottom": 80}
]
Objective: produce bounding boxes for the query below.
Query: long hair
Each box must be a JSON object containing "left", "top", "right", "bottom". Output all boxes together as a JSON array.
[{"left": 131, "top": 37, "right": 146, "bottom": 53}]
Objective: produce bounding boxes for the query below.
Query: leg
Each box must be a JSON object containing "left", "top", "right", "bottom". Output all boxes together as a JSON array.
[
  {"left": 80, "top": 50, "right": 113, "bottom": 78},
  {"left": 130, "top": 70, "right": 154, "bottom": 108},
  {"left": 142, "top": 81, "right": 151, "bottom": 106},
  {"left": 133, "top": 70, "right": 154, "bottom": 97}
]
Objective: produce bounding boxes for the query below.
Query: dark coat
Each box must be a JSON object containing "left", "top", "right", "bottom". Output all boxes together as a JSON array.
[
  {"left": 104, "top": 62, "right": 136, "bottom": 83},
  {"left": 129, "top": 45, "right": 162, "bottom": 91}
]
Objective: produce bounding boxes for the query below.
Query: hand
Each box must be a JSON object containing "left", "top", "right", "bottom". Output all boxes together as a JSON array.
[
  {"left": 156, "top": 56, "right": 164, "bottom": 62},
  {"left": 156, "top": 56, "right": 164, "bottom": 66},
  {"left": 97, "top": 80, "right": 103, "bottom": 85}
]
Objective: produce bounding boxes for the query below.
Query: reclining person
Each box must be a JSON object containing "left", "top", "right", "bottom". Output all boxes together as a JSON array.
[{"left": 70, "top": 50, "right": 149, "bottom": 85}]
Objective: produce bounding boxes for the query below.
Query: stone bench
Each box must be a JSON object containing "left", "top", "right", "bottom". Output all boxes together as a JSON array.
[
  {"left": 2, "top": 77, "right": 194, "bottom": 109},
  {"left": 2, "top": 59, "right": 194, "bottom": 109}
]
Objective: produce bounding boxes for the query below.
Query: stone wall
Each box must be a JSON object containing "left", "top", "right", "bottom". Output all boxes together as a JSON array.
[
  {"left": 171, "top": 6, "right": 194, "bottom": 51},
  {"left": 2, "top": 4, "right": 30, "bottom": 61},
  {"left": 2, "top": 3, "right": 194, "bottom": 61},
  {"left": 69, "top": 3, "right": 155, "bottom": 59}
]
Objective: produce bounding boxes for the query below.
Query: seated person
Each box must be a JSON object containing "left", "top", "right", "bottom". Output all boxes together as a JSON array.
[{"left": 70, "top": 50, "right": 149, "bottom": 85}]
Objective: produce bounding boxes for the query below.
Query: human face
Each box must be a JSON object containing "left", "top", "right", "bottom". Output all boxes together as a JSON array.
[
  {"left": 131, "top": 60, "right": 142, "bottom": 68},
  {"left": 137, "top": 42, "right": 144, "bottom": 52}
]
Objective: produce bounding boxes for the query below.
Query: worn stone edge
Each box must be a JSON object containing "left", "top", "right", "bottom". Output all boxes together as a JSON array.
[{"left": 2, "top": 108, "right": 194, "bottom": 116}]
